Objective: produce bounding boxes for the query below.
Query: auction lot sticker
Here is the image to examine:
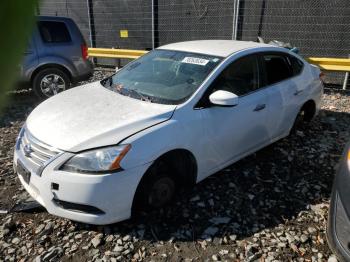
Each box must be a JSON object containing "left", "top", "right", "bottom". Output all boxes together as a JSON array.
[{"left": 182, "top": 57, "right": 209, "bottom": 66}]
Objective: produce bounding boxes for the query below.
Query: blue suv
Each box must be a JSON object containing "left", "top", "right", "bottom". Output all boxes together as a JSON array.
[{"left": 21, "top": 16, "right": 93, "bottom": 98}]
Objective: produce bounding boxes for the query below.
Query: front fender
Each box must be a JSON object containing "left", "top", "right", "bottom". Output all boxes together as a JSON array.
[{"left": 120, "top": 119, "right": 195, "bottom": 170}]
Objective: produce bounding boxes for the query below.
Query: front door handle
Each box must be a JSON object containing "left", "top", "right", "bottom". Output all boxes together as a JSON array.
[{"left": 254, "top": 104, "right": 266, "bottom": 112}]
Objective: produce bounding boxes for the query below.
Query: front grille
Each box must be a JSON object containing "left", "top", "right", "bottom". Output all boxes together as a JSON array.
[{"left": 19, "top": 129, "right": 61, "bottom": 168}]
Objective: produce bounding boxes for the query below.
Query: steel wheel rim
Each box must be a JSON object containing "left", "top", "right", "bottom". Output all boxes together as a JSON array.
[
  {"left": 148, "top": 177, "right": 175, "bottom": 207},
  {"left": 40, "top": 74, "right": 66, "bottom": 97}
]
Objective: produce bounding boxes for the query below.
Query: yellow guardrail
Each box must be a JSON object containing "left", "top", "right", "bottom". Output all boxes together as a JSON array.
[
  {"left": 88, "top": 48, "right": 350, "bottom": 73},
  {"left": 307, "top": 57, "right": 350, "bottom": 72},
  {"left": 88, "top": 48, "right": 148, "bottom": 59}
]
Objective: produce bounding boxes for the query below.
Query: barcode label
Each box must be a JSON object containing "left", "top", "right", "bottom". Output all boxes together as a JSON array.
[{"left": 182, "top": 57, "right": 209, "bottom": 66}]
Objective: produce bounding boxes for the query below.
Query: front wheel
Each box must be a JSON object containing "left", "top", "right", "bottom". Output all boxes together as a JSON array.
[
  {"left": 32, "top": 68, "right": 70, "bottom": 98},
  {"left": 133, "top": 160, "right": 178, "bottom": 213},
  {"left": 148, "top": 176, "right": 176, "bottom": 208}
]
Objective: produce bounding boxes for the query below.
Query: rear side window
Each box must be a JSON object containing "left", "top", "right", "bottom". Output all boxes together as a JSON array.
[
  {"left": 38, "top": 21, "right": 71, "bottom": 43},
  {"left": 288, "top": 55, "right": 304, "bottom": 75},
  {"left": 263, "top": 54, "right": 293, "bottom": 85}
]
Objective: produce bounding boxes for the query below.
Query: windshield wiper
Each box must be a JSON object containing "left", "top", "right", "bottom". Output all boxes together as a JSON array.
[
  {"left": 110, "top": 83, "right": 153, "bottom": 102},
  {"left": 127, "top": 88, "right": 153, "bottom": 103}
]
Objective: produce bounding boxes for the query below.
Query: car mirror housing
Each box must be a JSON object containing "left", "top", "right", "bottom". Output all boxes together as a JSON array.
[{"left": 209, "top": 90, "right": 239, "bottom": 107}]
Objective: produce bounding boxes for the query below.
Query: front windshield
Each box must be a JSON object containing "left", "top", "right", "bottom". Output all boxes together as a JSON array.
[{"left": 102, "top": 50, "right": 222, "bottom": 105}]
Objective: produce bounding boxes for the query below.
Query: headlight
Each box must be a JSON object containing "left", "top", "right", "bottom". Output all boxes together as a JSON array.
[{"left": 60, "top": 144, "right": 131, "bottom": 173}]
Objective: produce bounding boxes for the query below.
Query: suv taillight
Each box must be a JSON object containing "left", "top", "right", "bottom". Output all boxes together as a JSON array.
[{"left": 81, "top": 44, "right": 88, "bottom": 60}]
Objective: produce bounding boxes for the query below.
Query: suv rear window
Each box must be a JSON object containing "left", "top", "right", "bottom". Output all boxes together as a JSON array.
[{"left": 38, "top": 21, "right": 71, "bottom": 43}]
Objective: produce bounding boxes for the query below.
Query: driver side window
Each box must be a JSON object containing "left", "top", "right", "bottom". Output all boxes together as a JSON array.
[{"left": 211, "top": 55, "right": 259, "bottom": 96}]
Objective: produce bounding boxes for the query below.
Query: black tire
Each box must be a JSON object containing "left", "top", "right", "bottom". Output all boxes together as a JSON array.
[
  {"left": 291, "top": 109, "right": 306, "bottom": 133},
  {"left": 291, "top": 101, "right": 315, "bottom": 134},
  {"left": 133, "top": 159, "right": 178, "bottom": 213},
  {"left": 32, "top": 68, "right": 70, "bottom": 99}
]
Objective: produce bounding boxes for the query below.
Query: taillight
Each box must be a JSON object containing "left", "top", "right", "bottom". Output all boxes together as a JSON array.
[
  {"left": 81, "top": 44, "right": 88, "bottom": 60},
  {"left": 319, "top": 71, "right": 325, "bottom": 82}
]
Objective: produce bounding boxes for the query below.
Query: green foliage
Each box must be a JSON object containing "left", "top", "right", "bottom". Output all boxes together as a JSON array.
[{"left": 0, "top": 1, "right": 38, "bottom": 112}]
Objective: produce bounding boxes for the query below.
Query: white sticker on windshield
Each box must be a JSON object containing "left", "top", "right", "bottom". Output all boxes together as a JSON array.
[{"left": 182, "top": 57, "right": 209, "bottom": 66}]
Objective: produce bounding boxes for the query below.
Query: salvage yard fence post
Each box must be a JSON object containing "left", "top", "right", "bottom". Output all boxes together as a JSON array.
[{"left": 343, "top": 55, "right": 350, "bottom": 90}]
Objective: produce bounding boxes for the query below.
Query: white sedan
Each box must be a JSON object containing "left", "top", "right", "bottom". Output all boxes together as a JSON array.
[{"left": 13, "top": 40, "right": 323, "bottom": 224}]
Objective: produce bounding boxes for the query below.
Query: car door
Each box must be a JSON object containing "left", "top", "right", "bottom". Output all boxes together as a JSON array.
[
  {"left": 260, "top": 52, "right": 305, "bottom": 140},
  {"left": 197, "top": 54, "right": 270, "bottom": 172}
]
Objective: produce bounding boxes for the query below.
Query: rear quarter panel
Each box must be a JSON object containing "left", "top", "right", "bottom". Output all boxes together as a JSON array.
[
  {"left": 20, "top": 31, "right": 39, "bottom": 82},
  {"left": 302, "top": 63, "right": 323, "bottom": 113}
]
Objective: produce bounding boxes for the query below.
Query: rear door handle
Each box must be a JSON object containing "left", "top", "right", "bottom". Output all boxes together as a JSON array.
[
  {"left": 294, "top": 90, "right": 303, "bottom": 96},
  {"left": 253, "top": 104, "right": 266, "bottom": 112}
]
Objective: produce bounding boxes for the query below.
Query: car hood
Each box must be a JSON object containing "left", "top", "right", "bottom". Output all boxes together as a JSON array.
[{"left": 26, "top": 82, "right": 176, "bottom": 152}]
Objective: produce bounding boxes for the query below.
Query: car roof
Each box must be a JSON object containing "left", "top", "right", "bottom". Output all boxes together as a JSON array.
[{"left": 158, "top": 40, "right": 275, "bottom": 57}]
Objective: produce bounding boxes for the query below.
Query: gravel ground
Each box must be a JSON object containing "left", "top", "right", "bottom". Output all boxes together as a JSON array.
[{"left": 0, "top": 70, "right": 349, "bottom": 261}]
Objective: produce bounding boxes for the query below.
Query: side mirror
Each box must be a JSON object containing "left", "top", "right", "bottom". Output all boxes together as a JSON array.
[{"left": 209, "top": 90, "right": 239, "bottom": 107}]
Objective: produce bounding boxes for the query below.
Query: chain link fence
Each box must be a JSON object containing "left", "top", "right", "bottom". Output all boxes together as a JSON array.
[{"left": 39, "top": 0, "right": 349, "bottom": 85}]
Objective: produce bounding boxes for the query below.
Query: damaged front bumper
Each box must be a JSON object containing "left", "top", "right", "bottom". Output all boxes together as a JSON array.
[{"left": 13, "top": 128, "right": 150, "bottom": 225}]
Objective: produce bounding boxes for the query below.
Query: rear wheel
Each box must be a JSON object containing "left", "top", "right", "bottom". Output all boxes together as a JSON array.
[
  {"left": 32, "top": 68, "right": 70, "bottom": 99},
  {"left": 292, "top": 109, "right": 306, "bottom": 132},
  {"left": 291, "top": 100, "right": 316, "bottom": 133}
]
